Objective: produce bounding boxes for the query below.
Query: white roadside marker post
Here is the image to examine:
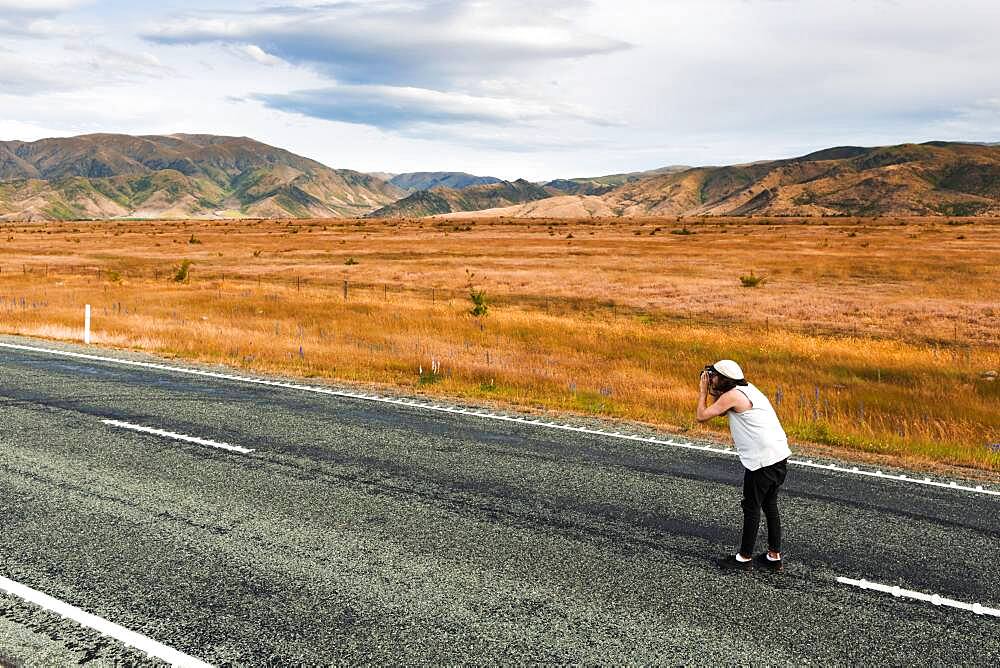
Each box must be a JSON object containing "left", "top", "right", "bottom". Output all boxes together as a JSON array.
[{"left": 84, "top": 304, "right": 91, "bottom": 344}]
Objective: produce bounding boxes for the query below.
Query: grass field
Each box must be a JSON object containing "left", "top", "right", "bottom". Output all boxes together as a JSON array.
[{"left": 1, "top": 216, "right": 997, "bottom": 473}]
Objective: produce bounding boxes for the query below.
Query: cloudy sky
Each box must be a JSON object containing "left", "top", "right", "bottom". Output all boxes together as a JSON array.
[{"left": 1, "top": 0, "right": 999, "bottom": 180}]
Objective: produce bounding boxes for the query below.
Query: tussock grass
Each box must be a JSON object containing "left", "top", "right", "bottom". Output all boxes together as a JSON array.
[
  {"left": 739, "top": 271, "right": 766, "bottom": 288},
  {"left": 0, "top": 216, "right": 997, "bottom": 472},
  {"left": 173, "top": 259, "right": 192, "bottom": 283}
]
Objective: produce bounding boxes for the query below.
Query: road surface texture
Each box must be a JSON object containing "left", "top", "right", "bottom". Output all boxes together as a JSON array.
[{"left": 0, "top": 334, "right": 996, "bottom": 665}]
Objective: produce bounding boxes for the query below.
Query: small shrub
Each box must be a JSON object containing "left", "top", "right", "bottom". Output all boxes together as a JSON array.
[
  {"left": 173, "top": 259, "right": 192, "bottom": 283},
  {"left": 106, "top": 269, "right": 122, "bottom": 283},
  {"left": 188, "top": 234, "right": 202, "bottom": 245},
  {"left": 671, "top": 227, "right": 693, "bottom": 235},
  {"left": 252, "top": 249, "right": 262, "bottom": 257},
  {"left": 344, "top": 257, "right": 359, "bottom": 266},
  {"left": 739, "top": 271, "right": 767, "bottom": 288},
  {"left": 469, "top": 289, "right": 488, "bottom": 317},
  {"left": 465, "top": 269, "right": 488, "bottom": 317}
]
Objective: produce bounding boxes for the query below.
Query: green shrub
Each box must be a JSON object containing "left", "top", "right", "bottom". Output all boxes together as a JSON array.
[
  {"left": 173, "top": 259, "right": 192, "bottom": 283},
  {"left": 739, "top": 271, "right": 766, "bottom": 288},
  {"left": 469, "top": 289, "right": 488, "bottom": 317}
]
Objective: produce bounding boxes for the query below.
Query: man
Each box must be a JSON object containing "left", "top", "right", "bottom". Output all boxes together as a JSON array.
[{"left": 696, "top": 360, "right": 791, "bottom": 572}]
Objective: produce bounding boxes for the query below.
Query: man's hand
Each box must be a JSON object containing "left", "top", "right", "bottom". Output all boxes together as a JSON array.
[
  {"left": 697, "top": 383, "right": 742, "bottom": 423},
  {"left": 699, "top": 370, "right": 710, "bottom": 394}
]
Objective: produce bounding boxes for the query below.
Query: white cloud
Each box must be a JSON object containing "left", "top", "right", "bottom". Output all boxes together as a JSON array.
[
  {"left": 81, "top": 46, "right": 171, "bottom": 80},
  {"left": 0, "top": 16, "right": 80, "bottom": 37},
  {"left": 0, "top": 0, "right": 87, "bottom": 38},
  {"left": 0, "top": 43, "right": 169, "bottom": 97},
  {"left": 0, "top": 0, "right": 85, "bottom": 10},
  {"left": 2, "top": 0, "right": 1000, "bottom": 180},
  {"left": 234, "top": 44, "right": 284, "bottom": 66},
  {"left": 143, "top": 1, "right": 630, "bottom": 88},
  {"left": 0, "top": 53, "right": 75, "bottom": 94},
  {"left": 254, "top": 83, "right": 617, "bottom": 131},
  {"left": 141, "top": 1, "right": 625, "bottom": 140}
]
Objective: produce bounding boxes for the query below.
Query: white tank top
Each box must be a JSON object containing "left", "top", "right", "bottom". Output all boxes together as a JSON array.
[{"left": 726, "top": 383, "right": 791, "bottom": 471}]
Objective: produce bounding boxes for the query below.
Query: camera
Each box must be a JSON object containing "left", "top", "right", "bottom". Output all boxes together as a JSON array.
[{"left": 703, "top": 365, "right": 716, "bottom": 375}]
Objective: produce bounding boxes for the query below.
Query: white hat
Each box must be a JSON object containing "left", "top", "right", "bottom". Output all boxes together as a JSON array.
[{"left": 712, "top": 359, "right": 745, "bottom": 381}]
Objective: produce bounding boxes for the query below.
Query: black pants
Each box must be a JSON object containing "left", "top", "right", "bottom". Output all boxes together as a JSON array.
[{"left": 740, "top": 458, "right": 788, "bottom": 556}]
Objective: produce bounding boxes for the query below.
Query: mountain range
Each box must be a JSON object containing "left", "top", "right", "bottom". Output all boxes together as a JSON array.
[
  {"left": 0, "top": 134, "right": 402, "bottom": 221},
  {"left": 386, "top": 172, "right": 504, "bottom": 192},
  {"left": 1, "top": 134, "right": 999, "bottom": 220},
  {"left": 439, "top": 142, "right": 1000, "bottom": 218},
  {"left": 602, "top": 142, "right": 1000, "bottom": 217},
  {"left": 367, "top": 179, "right": 552, "bottom": 218}
]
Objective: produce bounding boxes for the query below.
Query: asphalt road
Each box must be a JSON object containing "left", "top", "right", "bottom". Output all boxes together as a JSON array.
[{"left": 0, "top": 335, "right": 997, "bottom": 665}]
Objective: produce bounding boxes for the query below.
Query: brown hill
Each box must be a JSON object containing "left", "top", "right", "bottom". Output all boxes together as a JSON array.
[
  {"left": 5, "top": 136, "right": 999, "bottom": 220},
  {"left": 544, "top": 165, "right": 690, "bottom": 196},
  {"left": 429, "top": 142, "right": 1000, "bottom": 219},
  {"left": 367, "top": 179, "right": 551, "bottom": 218},
  {"left": 0, "top": 134, "right": 403, "bottom": 220},
  {"left": 605, "top": 142, "right": 1000, "bottom": 217},
  {"left": 387, "top": 172, "right": 503, "bottom": 192}
]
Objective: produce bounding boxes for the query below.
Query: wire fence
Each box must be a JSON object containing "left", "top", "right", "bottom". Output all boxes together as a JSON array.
[{"left": 0, "top": 261, "right": 992, "bottom": 349}]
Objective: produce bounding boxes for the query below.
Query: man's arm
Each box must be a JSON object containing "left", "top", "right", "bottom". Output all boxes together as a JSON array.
[{"left": 696, "top": 373, "right": 741, "bottom": 422}]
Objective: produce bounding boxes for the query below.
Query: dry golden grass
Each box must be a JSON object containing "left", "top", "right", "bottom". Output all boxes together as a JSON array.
[{"left": 1, "top": 216, "right": 997, "bottom": 473}]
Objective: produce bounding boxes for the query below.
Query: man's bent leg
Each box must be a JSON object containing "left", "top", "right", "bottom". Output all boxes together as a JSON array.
[
  {"left": 740, "top": 468, "right": 765, "bottom": 557},
  {"left": 764, "top": 459, "right": 787, "bottom": 554},
  {"left": 762, "top": 486, "right": 781, "bottom": 553}
]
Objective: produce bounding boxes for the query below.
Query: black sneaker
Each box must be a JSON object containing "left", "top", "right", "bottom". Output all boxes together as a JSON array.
[
  {"left": 753, "top": 553, "right": 784, "bottom": 573},
  {"left": 717, "top": 555, "right": 753, "bottom": 571}
]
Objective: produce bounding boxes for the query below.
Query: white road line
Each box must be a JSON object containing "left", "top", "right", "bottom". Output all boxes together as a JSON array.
[
  {"left": 1, "top": 341, "right": 996, "bottom": 497},
  {"left": 102, "top": 419, "right": 254, "bottom": 455},
  {"left": 788, "top": 458, "right": 996, "bottom": 495},
  {"left": 0, "top": 575, "right": 212, "bottom": 667},
  {"left": 836, "top": 576, "right": 1000, "bottom": 618}
]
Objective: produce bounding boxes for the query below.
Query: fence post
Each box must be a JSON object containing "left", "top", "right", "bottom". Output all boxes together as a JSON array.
[{"left": 84, "top": 304, "right": 91, "bottom": 344}]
